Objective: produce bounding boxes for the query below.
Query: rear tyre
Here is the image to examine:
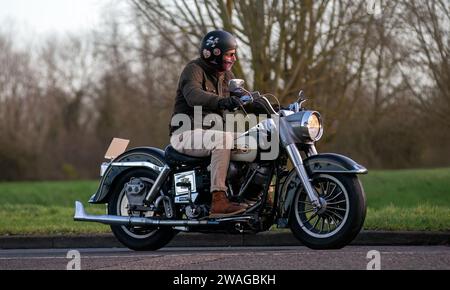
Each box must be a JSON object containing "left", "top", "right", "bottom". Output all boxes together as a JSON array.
[{"left": 108, "top": 169, "right": 176, "bottom": 251}]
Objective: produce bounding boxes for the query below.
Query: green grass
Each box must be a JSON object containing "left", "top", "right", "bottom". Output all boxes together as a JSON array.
[
  {"left": 0, "top": 181, "right": 110, "bottom": 235},
  {"left": 0, "top": 180, "right": 98, "bottom": 207},
  {"left": 0, "top": 204, "right": 109, "bottom": 235},
  {"left": 364, "top": 205, "right": 450, "bottom": 231},
  {"left": 0, "top": 168, "right": 449, "bottom": 235},
  {"left": 360, "top": 168, "right": 450, "bottom": 209},
  {"left": 360, "top": 168, "right": 450, "bottom": 231}
]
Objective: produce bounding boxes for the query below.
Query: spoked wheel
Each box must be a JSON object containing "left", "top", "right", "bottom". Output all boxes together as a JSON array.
[
  {"left": 290, "top": 173, "right": 366, "bottom": 249},
  {"left": 108, "top": 169, "right": 176, "bottom": 251}
]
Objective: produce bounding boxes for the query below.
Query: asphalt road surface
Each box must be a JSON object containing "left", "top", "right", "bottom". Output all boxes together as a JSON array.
[{"left": 0, "top": 246, "right": 448, "bottom": 270}]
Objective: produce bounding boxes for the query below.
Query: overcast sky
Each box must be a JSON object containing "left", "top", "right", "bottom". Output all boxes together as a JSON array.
[{"left": 0, "top": 0, "right": 106, "bottom": 35}]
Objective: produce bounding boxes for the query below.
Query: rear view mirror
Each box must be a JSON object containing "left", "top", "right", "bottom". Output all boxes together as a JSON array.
[{"left": 228, "top": 79, "right": 245, "bottom": 92}]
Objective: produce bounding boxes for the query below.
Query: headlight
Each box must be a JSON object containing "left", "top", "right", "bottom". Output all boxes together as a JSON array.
[
  {"left": 285, "top": 111, "right": 323, "bottom": 142},
  {"left": 307, "top": 113, "right": 323, "bottom": 141}
]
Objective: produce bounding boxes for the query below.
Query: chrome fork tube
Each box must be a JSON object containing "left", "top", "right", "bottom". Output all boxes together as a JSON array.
[
  {"left": 306, "top": 144, "right": 318, "bottom": 157},
  {"left": 285, "top": 144, "right": 321, "bottom": 208},
  {"left": 145, "top": 165, "right": 171, "bottom": 203}
]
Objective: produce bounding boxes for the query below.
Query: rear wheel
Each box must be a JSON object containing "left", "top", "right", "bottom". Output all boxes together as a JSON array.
[
  {"left": 290, "top": 173, "right": 366, "bottom": 249},
  {"left": 108, "top": 169, "right": 176, "bottom": 251}
]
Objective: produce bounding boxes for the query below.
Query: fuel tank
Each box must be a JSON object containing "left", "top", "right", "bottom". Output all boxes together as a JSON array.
[{"left": 230, "top": 118, "right": 275, "bottom": 162}]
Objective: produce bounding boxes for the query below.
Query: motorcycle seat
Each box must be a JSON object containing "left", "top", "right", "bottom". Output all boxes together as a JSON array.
[{"left": 164, "top": 145, "right": 210, "bottom": 168}]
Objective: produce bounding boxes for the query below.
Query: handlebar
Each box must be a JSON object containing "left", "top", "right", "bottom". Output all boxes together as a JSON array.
[{"left": 234, "top": 87, "right": 307, "bottom": 114}]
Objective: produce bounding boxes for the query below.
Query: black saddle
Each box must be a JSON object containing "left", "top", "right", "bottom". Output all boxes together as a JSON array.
[{"left": 164, "top": 145, "right": 210, "bottom": 168}]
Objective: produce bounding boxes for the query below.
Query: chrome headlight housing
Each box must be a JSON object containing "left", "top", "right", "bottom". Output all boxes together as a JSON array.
[{"left": 285, "top": 111, "right": 324, "bottom": 142}]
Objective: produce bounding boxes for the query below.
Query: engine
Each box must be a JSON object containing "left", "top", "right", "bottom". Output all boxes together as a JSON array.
[
  {"left": 227, "top": 161, "right": 272, "bottom": 200},
  {"left": 172, "top": 161, "right": 272, "bottom": 219}
]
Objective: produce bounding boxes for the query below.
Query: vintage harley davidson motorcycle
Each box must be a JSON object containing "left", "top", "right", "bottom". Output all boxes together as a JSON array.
[{"left": 74, "top": 79, "right": 367, "bottom": 250}]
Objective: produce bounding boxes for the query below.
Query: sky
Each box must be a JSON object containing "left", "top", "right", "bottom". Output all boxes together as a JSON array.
[{"left": 0, "top": 0, "right": 106, "bottom": 35}]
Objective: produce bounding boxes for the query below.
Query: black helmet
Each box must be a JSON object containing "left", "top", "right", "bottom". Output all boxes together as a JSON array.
[{"left": 200, "top": 30, "right": 237, "bottom": 70}]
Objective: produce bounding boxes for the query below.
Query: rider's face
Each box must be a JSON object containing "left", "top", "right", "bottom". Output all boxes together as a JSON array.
[{"left": 222, "top": 49, "right": 237, "bottom": 71}]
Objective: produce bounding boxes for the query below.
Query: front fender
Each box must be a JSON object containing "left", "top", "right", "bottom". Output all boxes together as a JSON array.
[
  {"left": 277, "top": 153, "right": 367, "bottom": 222},
  {"left": 304, "top": 153, "right": 368, "bottom": 175},
  {"left": 89, "top": 147, "right": 166, "bottom": 204}
]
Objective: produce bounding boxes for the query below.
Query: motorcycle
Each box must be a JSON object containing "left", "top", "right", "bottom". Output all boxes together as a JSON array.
[{"left": 74, "top": 79, "right": 367, "bottom": 250}]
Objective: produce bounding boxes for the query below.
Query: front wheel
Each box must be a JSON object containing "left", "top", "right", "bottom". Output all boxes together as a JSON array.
[
  {"left": 290, "top": 173, "right": 366, "bottom": 249},
  {"left": 108, "top": 169, "right": 176, "bottom": 251}
]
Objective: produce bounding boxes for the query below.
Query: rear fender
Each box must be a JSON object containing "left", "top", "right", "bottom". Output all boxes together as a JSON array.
[{"left": 89, "top": 147, "right": 166, "bottom": 204}]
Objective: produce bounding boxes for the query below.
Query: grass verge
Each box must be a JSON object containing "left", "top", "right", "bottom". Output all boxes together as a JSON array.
[{"left": 0, "top": 168, "right": 449, "bottom": 235}]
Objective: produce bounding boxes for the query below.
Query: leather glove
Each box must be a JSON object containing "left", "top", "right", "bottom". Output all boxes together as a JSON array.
[
  {"left": 218, "top": 96, "right": 242, "bottom": 111},
  {"left": 229, "top": 88, "right": 247, "bottom": 98}
]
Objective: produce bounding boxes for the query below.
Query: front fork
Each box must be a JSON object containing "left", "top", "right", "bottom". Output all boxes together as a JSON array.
[{"left": 285, "top": 144, "right": 321, "bottom": 208}]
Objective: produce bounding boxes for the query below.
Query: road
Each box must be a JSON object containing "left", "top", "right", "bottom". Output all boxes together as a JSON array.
[{"left": 0, "top": 246, "right": 448, "bottom": 270}]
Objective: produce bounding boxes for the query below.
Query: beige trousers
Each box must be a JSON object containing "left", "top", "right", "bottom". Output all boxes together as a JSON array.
[{"left": 170, "top": 129, "right": 234, "bottom": 192}]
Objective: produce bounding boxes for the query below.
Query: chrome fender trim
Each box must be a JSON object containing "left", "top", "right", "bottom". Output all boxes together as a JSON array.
[{"left": 110, "top": 161, "right": 163, "bottom": 173}]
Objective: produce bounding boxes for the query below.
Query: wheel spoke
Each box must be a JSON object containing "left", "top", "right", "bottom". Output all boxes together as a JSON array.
[
  {"left": 309, "top": 216, "right": 321, "bottom": 231},
  {"left": 326, "top": 206, "right": 346, "bottom": 211},
  {"left": 298, "top": 208, "right": 315, "bottom": 214},
  {"left": 304, "top": 211, "right": 319, "bottom": 224},
  {"left": 325, "top": 216, "right": 331, "bottom": 232},
  {"left": 323, "top": 212, "right": 339, "bottom": 230},
  {"left": 328, "top": 213, "right": 340, "bottom": 228},
  {"left": 329, "top": 183, "right": 337, "bottom": 197},
  {"left": 321, "top": 215, "right": 333, "bottom": 231},
  {"left": 323, "top": 182, "right": 337, "bottom": 199},
  {"left": 319, "top": 182, "right": 325, "bottom": 196},
  {"left": 325, "top": 190, "right": 343, "bottom": 202},
  {"left": 327, "top": 209, "right": 344, "bottom": 221},
  {"left": 327, "top": 199, "right": 346, "bottom": 205}
]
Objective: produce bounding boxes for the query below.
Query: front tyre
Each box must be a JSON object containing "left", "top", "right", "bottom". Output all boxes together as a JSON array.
[
  {"left": 290, "top": 173, "right": 366, "bottom": 249},
  {"left": 108, "top": 169, "right": 176, "bottom": 251}
]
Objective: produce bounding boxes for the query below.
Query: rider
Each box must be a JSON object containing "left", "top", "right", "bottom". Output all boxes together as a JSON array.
[{"left": 169, "top": 30, "right": 248, "bottom": 218}]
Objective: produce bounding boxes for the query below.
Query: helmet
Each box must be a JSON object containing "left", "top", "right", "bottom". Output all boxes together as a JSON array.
[{"left": 200, "top": 30, "right": 237, "bottom": 70}]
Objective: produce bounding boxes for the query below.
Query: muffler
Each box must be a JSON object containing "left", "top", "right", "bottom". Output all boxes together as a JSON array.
[{"left": 74, "top": 201, "right": 218, "bottom": 226}]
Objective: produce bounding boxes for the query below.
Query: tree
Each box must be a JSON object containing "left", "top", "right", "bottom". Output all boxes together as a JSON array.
[
  {"left": 399, "top": 0, "right": 450, "bottom": 127},
  {"left": 128, "top": 0, "right": 386, "bottom": 143}
]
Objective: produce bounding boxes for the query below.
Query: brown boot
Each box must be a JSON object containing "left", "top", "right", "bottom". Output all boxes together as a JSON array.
[{"left": 209, "top": 191, "right": 247, "bottom": 218}]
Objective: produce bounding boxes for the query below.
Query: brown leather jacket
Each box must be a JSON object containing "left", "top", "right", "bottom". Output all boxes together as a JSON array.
[{"left": 169, "top": 58, "right": 235, "bottom": 135}]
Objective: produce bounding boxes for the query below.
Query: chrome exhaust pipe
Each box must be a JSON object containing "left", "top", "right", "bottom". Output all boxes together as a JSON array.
[{"left": 74, "top": 201, "right": 218, "bottom": 226}]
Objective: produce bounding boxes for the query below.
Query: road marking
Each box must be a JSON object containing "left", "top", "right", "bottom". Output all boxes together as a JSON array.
[{"left": 0, "top": 247, "right": 448, "bottom": 260}]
